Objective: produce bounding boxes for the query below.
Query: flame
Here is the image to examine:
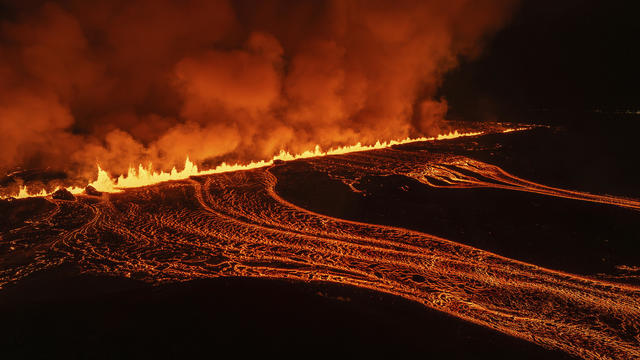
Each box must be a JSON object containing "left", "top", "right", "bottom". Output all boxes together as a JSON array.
[
  {"left": 87, "top": 130, "right": 484, "bottom": 193},
  {"left": 3, "top": 128, "right": 525, "bottom": 199},
  {"left": 11, "top": 185, "right": 85, "bottom": 199}
]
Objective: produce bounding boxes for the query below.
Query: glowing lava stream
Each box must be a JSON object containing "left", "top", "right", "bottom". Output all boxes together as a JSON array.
[
  {"left": 2, "top": 131, "right": 639, "bottom": 359},
  {"left": 5, "top": 129, "right": 488, "bottom": 199},
  {"left": 412, "top": 158, "right": 640, "bottom": 210}
]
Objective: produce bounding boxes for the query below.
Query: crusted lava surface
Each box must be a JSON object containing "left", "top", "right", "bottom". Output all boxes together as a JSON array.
[{"left": 1, "top": 129, "right": 639, "bottom": 359}]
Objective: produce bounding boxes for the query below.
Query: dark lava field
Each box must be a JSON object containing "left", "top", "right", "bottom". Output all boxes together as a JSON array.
[{"left": 1, "top": 127, "right": 639, "bottom": 359}]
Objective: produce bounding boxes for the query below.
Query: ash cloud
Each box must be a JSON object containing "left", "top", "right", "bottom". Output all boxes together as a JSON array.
[{"left": 0, "top": 0, "right": 516, "bottom": 185}]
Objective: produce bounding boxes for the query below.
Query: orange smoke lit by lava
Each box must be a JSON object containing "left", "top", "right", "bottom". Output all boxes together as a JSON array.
[{"left": 0, "top": 0, "right": 517, "bottom": 194}]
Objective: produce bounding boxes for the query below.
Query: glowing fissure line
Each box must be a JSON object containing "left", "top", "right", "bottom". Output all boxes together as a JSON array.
[{"left": 5, "top": 129, "right": 490, "bottom": 199}]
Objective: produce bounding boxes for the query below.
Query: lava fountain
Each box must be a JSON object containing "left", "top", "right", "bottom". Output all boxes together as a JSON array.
[{"left": 4, "top": 129, "right": 489, "bottom": 199}]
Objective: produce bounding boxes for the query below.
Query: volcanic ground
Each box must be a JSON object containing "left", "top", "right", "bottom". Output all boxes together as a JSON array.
[{"left": 1, "top": 127, "right": 639, "bottom": 359}]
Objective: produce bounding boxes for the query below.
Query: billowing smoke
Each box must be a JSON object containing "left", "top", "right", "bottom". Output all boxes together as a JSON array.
[{"left": 0, "top": 0, "right": 515, "bottom": 186}]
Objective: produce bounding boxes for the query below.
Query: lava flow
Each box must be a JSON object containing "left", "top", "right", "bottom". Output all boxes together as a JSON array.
[{"left": 1, "top": 131, "right": 639, "bottom": 360}]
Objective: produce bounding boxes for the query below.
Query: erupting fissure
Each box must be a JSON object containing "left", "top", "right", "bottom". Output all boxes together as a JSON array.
[{"left": 4, "top": 129, "right": 499, "bottom": 199}]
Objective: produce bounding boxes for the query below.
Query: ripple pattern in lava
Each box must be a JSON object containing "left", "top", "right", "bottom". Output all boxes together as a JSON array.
[{"left": 1, "top": 147, "right": 640, "bottom": 360}]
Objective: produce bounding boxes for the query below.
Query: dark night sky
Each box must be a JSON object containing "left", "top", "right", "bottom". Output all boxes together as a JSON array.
[{"left": 442, "top": 0, "right": 640, "bottom": 124}]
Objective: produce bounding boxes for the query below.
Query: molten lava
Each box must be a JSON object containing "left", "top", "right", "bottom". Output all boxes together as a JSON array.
[{"left": 1, "top": 129, "right": 639, "bottom": 359}]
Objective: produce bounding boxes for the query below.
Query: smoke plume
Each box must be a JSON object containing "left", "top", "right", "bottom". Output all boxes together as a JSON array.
[{"left": 0, "top": 0, "right": 515, "bottom": 185}]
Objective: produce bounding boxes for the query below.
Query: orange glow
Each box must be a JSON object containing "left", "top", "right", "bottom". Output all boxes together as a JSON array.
[
  {"left": 412, "top": 157, "right": 640, "bottom": 210},
  {"left": 0, "top": 1, "right": 517, "bottom": 186},
  {"left": 12, "top": 185, "right": 85, "bottom": 199},
  {"left": 3, "top": 145, "right": 638, "bottom": 359},
  {"left": 3, "top": 129, "right": 489, "bottom": 199}
]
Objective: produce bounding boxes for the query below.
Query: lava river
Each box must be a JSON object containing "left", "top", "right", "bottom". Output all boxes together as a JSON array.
[{"left": 1, "top": 141, "right": 639, "bottom": 359}]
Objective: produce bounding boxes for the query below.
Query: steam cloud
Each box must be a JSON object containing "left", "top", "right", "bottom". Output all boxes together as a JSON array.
[{"left": 0, "top": 0, "right": 515, "bottom": 186}]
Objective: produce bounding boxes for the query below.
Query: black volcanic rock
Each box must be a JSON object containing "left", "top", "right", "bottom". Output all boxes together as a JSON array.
[
  {"left": 0, "top": 275, "right": 572, "bottom": 360},
  {"left": 0, "top": 197, "right": 55, "bottom": 231},
  {"left": 52, "top": 188, "right": 75, "bottom": 200},
  {"left": 84, "top": 185, "right": 102, "bottom": 196}
]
